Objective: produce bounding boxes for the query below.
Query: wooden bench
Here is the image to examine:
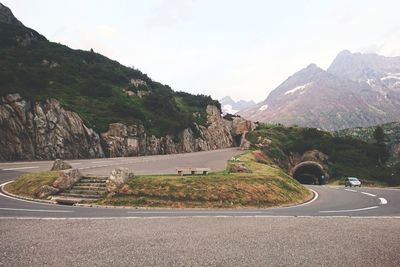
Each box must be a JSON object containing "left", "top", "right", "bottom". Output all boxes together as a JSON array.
[{"left": 176, "top": 168, "right": 211, "bottom": 176}]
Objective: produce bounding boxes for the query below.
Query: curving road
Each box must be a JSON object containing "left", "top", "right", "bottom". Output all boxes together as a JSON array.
[
  {"left": 0, "top": 148, "right": 398, "bottom": 218},
  {"left": 1, "top": 148, "right": 400, "bottom": 266}
]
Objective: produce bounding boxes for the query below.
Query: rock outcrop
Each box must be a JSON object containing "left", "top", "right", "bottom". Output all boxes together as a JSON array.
[
  {"left": 1, "top": 94, "right": 254, "bottom": 161},
  {"left": 0, "top": 94, "right": 104, "bottom": 161},
  {"left": 101, "top": 105, "right": 254, "bottom": 157}
]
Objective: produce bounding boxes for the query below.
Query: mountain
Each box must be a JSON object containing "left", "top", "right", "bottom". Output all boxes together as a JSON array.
[
  {"left": 0, "top": 3, "right": 254, "bottom": 161},
  {"left": 239, "top": 51, "right": 400, "bottom": 131},
  {"left": 220, "top": 96, "right": 255, "bottom": 114},
  {"left": 0, "top": 3, "right": 23, "bottom": 26}
]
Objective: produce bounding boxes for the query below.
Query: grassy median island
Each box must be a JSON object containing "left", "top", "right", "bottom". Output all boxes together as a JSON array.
[
  {"left": 4, "top": 171, "right": 59, "bottom": 199},
  {"left": 96, "top": 152, "right": 312, "bottom": 208}
]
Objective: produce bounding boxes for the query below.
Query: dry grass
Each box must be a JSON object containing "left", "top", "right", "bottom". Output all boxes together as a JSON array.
[
  {"left": 98, "top": 151, "right": 312, "bottom": 208},
  {"left": 4, "top": 171, "right": 59, "bottom": 199}
]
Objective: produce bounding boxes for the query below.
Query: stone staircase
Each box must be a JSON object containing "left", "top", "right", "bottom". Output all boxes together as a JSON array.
[{"left": 52, "top": 175, "right": 108, "bottom": 205}]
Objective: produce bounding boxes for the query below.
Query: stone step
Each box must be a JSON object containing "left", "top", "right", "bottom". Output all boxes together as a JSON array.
[
  {"left": 79, "top": 178, "right": 108, "bottom": 183},
  {"left": 68, "top": 189, "right": 106, "bottom": 195},
  {"left": 52, "top": 196, "right": 98, "bottom": 205},
  {"left": 72, "top": 185, "right": 107, "bottom": 191},
  {"left": 75, "top": 182, "right": 106, "bottom": 187},
  {"left": 82, "top": 175, "right": 108, "bottom": 179},
  {"left": 59, "top": 193, "right": 103, "bottom": 199}
]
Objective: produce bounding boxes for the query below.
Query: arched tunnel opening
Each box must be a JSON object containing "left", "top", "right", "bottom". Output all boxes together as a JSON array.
[
  {"left": 233, "top": 134, "right": 243, "bottom": 147},
  {"left": 292, "top": 161, "right": 327, "bottom": 185}
]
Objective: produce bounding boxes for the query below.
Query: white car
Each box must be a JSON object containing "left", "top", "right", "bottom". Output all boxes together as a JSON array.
[{"left": 345, "top": 177, "right": 361, "bottom": 187}]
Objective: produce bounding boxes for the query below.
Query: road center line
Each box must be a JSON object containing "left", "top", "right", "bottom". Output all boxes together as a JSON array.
[
  {"left": 320, "top": 206, "right": 379, "bottom": 213},
  {"left": 0, "top": 208, "right": 73, "bottom": 213},
  {"left": 379, "top": 198, "right": 388, "bottom": 205},
  {"left": 344, "top": 189, "right": 357, "bottom": 192},
  {"left": 1, "top": 166, "right": 39, "bottom": 171},
  {"left": 361, "top": 192, "right": 376, "bottom": 197}
]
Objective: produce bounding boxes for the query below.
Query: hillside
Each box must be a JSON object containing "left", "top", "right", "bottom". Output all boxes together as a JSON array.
[
  {"left": 246, "top": 123, "right": 399, "bottom": 186},
  {"left": 239, "top": 51, "right": 400, "bottom": 130},
  {"left": 0, "top": 3, "right": 254, "bottom": 161},
  {"left": 337, "top": 122, "right": 400, "bottom": 168}
]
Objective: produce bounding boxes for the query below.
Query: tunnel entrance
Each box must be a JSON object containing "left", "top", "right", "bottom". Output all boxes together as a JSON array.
[
  {"left": 233, "top": 134, "right": 243, "bottom": 147},
  {"left": 292, "top": 161, "right": 326, "bottom": 185}
]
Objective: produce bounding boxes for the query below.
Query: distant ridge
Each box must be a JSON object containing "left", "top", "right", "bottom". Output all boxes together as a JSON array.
[{"left": 239, "top": 50, "right": 400, "bottom": 131}]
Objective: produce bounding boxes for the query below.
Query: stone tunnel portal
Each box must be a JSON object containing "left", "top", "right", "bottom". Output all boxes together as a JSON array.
[{"left": 292, "top": 161, "right": 327, "bottom": 185}]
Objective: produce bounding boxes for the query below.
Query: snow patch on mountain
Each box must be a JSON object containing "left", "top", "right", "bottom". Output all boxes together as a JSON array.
[
  {"left": 284, "top": 82, "right": 312, "bottom": 95},
  {"left": 222, "top": 105, "right": 239, "bottom": 114}
]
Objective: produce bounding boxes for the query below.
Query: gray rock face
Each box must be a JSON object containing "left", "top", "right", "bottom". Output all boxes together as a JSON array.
[
  {"left": 0, "top": 3, "right": 23, "bottom": 26},
  {"left": 0, "top": 94, "right": 104, "bottom": 161},
  {"left": 53, "top": 168, "right": 82, "bottom": 190},
  {"left": 1, "top": 94, "right": 253, "bottom": 161},
  {"left": 101, "top": 105, "right": 254, "bottom": 157},
  {"left": 107, "top": 168, "right": 134, "bottom": 193}
]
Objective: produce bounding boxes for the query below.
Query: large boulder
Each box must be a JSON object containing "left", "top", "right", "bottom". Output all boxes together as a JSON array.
[
  {"left": 107, "top": 168, "right": 134, "bottom": 193},
  {"left": 52, "top": 168, "right": 82, "bottom": 190},
  {"left": 50, "top": 159, "right": 72, "bottom": 171},
  {"left": 228, "top": 162, "right": 252, "bottom": 173},
  {"left": 37, "top": 185, "right": 59, "bottom": 199}
]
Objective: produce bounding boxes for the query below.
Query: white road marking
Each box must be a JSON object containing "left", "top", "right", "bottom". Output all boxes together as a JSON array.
[
  {"left": 70, "top": 163, "right": 81, "bottom": 165},
  {"left": 320, "top": 206, "right": 379, "bottom": 213},
  {"left": 361, "top": 192, "right": 376, "bottom": 197},
  {"left": 91, "top": 161, "right": 112, "bottom": 164},
  {"left": 379, "top": 198, "right": 388, "bottom": 205},
  {"left": 0, "top": 208, "right": 73, "bottom": 213},
  {"left": 1, "top": 166, "right": 39, "bottom": 171},
  {"left": 1, "top": 215, "right": 400, "bottom": 220},
  {"left": 126, "top": 211, "right": 268, "bottom": 214},
  {"left": 279, "top": 189, "right": 319, "bottom": 209},
  {"left": 344, "top": 189, "right": 357, "bottom": 192}
]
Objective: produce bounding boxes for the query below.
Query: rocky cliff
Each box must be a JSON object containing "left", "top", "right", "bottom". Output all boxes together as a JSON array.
[
  {"left": 0, "top": 95, "right": 254, "bottom": 160},
  {"left": 0, "top": 94, "right": 104, "bottom": 161},
  {"left": 101, "top": 105, "right": 255, "bottom": 157}
]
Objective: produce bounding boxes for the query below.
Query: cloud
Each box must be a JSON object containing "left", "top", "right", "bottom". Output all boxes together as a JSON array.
[
  {"left": 358, "top": 30, "right": 400, "bottom": 57},
  {"left": 145, "top": 0, "right": 196, "bottom": 28}
]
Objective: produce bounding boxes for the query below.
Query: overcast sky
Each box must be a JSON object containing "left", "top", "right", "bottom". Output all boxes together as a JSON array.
[{"left": 4, "top": 0, "right": 400, "bottom": 102}]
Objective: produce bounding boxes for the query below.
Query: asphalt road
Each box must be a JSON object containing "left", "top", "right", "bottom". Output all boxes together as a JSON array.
[
  {"left": 1, "top": 217, "right": 399, "bottom": 267},
  {"left": 1, "top": 148, "right": 399, "bottom": 266}
]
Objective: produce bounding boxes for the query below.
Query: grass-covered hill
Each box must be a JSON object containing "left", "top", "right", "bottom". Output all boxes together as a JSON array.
[
  {"left": 337, "top": 122, "right": 400, "bottom": 165},
  {"left": 246, "top": 123, "right": 399, "bottom": 186},
  {"left": 0, "top": 20, "right": 220, "bottom": 136}
]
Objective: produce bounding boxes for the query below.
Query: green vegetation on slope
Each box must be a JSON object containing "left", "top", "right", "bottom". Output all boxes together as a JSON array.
[
  {"left": 0, "top": 22, "right": 220, "bottom": 136},
  {"left": 247, "top": 123, "right": 399, "bottom": 186},
  {"left": 4, "top": 171, "right": 59, "bottom": 199},
  {"left": 97, "top": 152, "right": 311, "bottom": 208},
  {"left": 337, "top": 122, "right": 400, "bottom": 169}
]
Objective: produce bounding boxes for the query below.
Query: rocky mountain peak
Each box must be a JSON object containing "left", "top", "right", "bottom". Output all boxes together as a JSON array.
[
  {"left": 0, "top": 3, "right": 23, "bottom": 26},
  {"left": 220, "top": 96, "right": 255, "bottom": 114}
]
